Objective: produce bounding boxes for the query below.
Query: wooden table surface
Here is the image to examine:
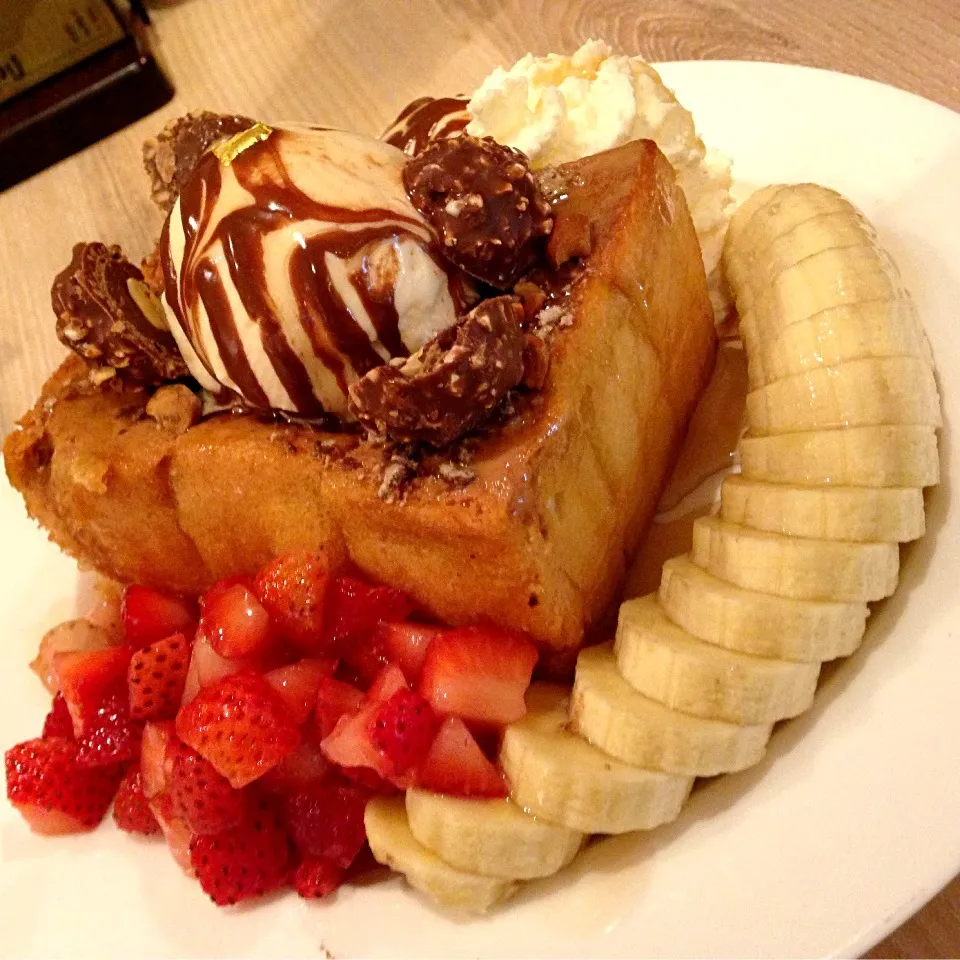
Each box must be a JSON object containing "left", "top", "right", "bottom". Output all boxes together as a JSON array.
[{"left": 1, "top": 0, "right": 958, "bottom": 954}]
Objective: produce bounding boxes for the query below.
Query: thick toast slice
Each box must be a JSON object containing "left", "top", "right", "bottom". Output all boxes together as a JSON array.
[{"left": 4, "top": 140, "right": 714, "bottom": 652}]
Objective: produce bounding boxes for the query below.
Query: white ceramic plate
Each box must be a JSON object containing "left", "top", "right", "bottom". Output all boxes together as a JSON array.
[{"left": 1, "top": 61, "right": 958, "bottom": 959}]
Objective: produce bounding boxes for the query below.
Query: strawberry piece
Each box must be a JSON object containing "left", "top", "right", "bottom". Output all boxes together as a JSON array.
[
  {"left": 367, "top": 664, "right": 410, "bottom": 703},
  {"left": 415, "top": 717, "right": 506, "bottom": 798},
  {"left": 254, "top": 551, "right": 331, "bottom": 652},
  {"left": 167, "top": 739, "right": 245, "bottom": 835},
  {"left": 30, "top": 619, "right": 113, "bottom": 694},
  {"left": 122, "top": 585, "right": 195, "bottom": 647},
  {"left": 128, "top": 632, "right": 192, "bottom": 721},
  {"left": 75, "top": 683, "right": 143, "bottom": 768},
  {"left": 113, "top": 767, "right": 160, "bottom": 834},
  {"left": 189, "top": 795, "right": 292, "bottom": 906},
  {"left": 375, "top": 622, "right": 441, "bottom": 683},
  {"left": 6, "top": 737, "right": 124, "bottom": 834},
  {"left": 54, "top": 645, "right": 134, "bottom": 736},
  {"left": 419, "top": 626, "right": 537, "bottom": 725},
  {"left": 320, "top": 701, "right": 389, "bottom": 777},
  {"left": 264, "top": 658, "right": 335, "bottom": 724},
  {"left": 176, "top": 672, "right": 300, "bottom": 788},
  {"left": 369, "top": 689, "right": 439, "bottom": 774},
  {"left": 140, "top": 720, "right": 175, "bottom": 799},
  {"left": 294, "top": 857, "right": 342, "bottom": 899},
  {"left": 42, "top": 693, "right": 75, "bottom": 740},
  {"left": 202, "top": 583, "right": 275, "bottom": 660},
  {"left": 180, "top": 632, "right": 248, "bottom": 705},
  {"left": 280, "top": 782, "right": 368, "bottom": 866},
  {"left": 200, "top": 575, "right": 255, "bottom": 613},
  {"left": 155, "top": 806, "right": 195, "bottom": 874},
  {"left": 339, "top": 765, "right": 397, "bottom": 793},
  {"left": 260, "top": 736, "right": 332, "bottom": 793},
  {"left": 313, "top": 676, "right": 364, "bottom": 739},
  {"left": 328, "top": 577, "right": 415, "bottom": 648}
]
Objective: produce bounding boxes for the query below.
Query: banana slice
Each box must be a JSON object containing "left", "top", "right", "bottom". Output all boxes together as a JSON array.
[
  {"left": 741, "top": 298, "right": 933, "bottom": 388},
  {"left": 734, "top": 211, "right": 876, "bottom": 314},
  {"left": 720, "top": 476, "right": 925, "bottom": 543},
  {"left": 739, "top": 424, "right": 939, "bottom": 487},
  {"left": 500, "top": 684, "right": 693, "bottom": 834},
  {"left": 746, "top": 356, "right": 941, "bottom": 435},
  {"left": 615, "top": 596, "right": 819, "bottom": 723},
  {"left": 658, "top": 555, "right": 867, "bottom": 661},
  {"left": 364, "top": 796, "right": 518, "bottom": 913},
  {"left": 405, "top": 790, "right": 584, "bottom": 880},
  {"left": 742, "top": 244, "right": 903, "bottom": 344},
  {"left": 691, "top": 515, "right": 898, "bottom": 602},
  {"left": 724, "top": 184, "right": 861, "bottom": 298},
  {"left": 571, "top": 644, "right": 772, "bottom": 777}
]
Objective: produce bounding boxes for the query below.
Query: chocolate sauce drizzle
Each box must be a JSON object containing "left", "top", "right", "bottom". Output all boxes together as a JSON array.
[
  {"left": 161, "top": 129, "right": 465, "bottom": 416},
  {"left": 382, "top": 96, "right": 470, "bottom": 156}
]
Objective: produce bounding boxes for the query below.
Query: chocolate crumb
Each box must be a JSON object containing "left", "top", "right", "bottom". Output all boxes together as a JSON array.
[{"left": 146, "top": 384, "right": 201, "bottom": 434}]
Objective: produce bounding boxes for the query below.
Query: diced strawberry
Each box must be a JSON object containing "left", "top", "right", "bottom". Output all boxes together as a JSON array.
[
  {"left": 328, "top": 576, "right": 415, "bottom": 648},
  {"left": 128, "top": 632, "right": 192, "bottom": 721},
  {"left": 113, "top": 767, "right": 160, "bottom": 834},
  {"left": 166, "top": 739, "right": 245, "bottom": 835},
  {"left": 5, "top": 737, "right": 124, "bottom": 834},
  {"left": 293, "top": 857, "right": 342, "bottom": 899},
  {"left": 260, "top": 736, "right": 332, "bottom": 793},
  {"left": 42, "top": 693, "right": 75, "bottom": 740},
  {"left": 367, "top": 663, "right": 410, "bottom": 703},
  {"left": 280, "top": 781, "right": 368, "bottom": 866},
  {"left": 375, "top": 622, "right": 441, "bottom": 683},
  {"left": 264, "top": 658, "right": 335, "bottom": 725},
  {"left": 75, "top": 574, "right": 126, "bottom": 639},
  {"left": 180, "top": 632, "right": 247, "bottom": 705},
  {"left": 320, "top": 701, "right": 389, "bottom": 777},
  {"left": 176, "top": 672, "right": 300, "bottom": 788},
  {"left": 154, "top": 806, "right": 195, "bottom": 874},
  {"left": 339, "top": 765, "right": 397, "bottom": 794},
  {"left": 200, "top": 576, "right": 255, "bottom": 613},
  {"left": 369, "top": 689, "right": 439, "bottom": 774},
  {"left": 419, "top": 626, "right": 537, "bottom": 725},
  {"left": 313, "top": 676, "right": 364, "bottom": 739},
  {"left": 140, "top": 720, "right": 175, "bottom": 799},
  {"left": 122, "top": 585, "right": 195, "bottom": 647},
  {"left": 30, "top": 619, "right": 114, "bottom": 694},
  {"left": 55, "top": 646, "right": 134, "bottom": 737},
  {"left": 189, "top": 794, "right": 291, "bottom": 906},
  {"left": 202, "top": 583, "right": 275, "bottom": 660},
  {"left": 75, "top": 683, "right": 143, "bottom": 768},
  {"left": 415, "top": 717, "right": 506, "bottom": 798},
  {"left": 254, "top": 551, "right": 332, "bottom": 653}
]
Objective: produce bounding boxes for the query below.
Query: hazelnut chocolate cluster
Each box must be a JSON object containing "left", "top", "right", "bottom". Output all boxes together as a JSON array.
[
  {"left": 51, "top": 242, "right": 187, "bottom": 385},
  {"left": 403, "top": 134, "right": 554, "bottom": 289}
]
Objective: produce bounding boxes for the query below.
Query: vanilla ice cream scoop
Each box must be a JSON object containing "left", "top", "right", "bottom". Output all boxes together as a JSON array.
[{"left": 160, "top": 124, "right": 468, "bottom": 417}]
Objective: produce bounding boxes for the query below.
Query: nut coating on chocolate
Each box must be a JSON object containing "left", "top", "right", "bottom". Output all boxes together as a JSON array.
[
  {"left": 403, "top": 135, "right": 553, "bottom": 289},
  {"left": 52, "top": 242, "right": 188, "bottom": 384},
  {"left": 348, "top": 296, "right": 526, "bottom": 446},
  {"left": 143, "top": 110, "right": 255, "bottom": 212}
]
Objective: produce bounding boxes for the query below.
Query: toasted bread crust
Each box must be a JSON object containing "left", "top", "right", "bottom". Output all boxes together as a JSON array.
[{"left": 4, "top": 141, "right": 715, "bottom": 652}]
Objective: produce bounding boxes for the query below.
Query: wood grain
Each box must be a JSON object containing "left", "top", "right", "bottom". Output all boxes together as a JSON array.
[{"left": 1, "top": 1, "right": 958, "bottom": 954}]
